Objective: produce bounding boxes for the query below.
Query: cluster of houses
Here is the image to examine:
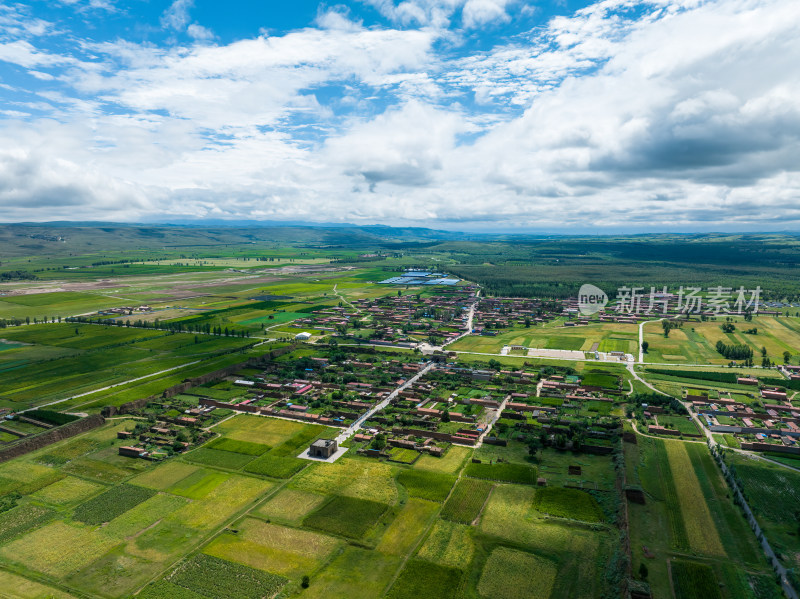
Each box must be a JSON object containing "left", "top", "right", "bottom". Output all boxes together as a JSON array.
[
  {"left": 355, "top": 365, "right": 621, "bottom": 455},
  {"left": 186, "top": 356, "right": 428, "bottom": 428},
  {"left": 290, "top": 290, "right": 478, "bottom": 347},
  {"left": 471, "top": 297, "right": 565, "bottom": 332},
  {"left": 687, "top": 384, "right": 800, "bottom": 452},
  {"left": 99, "top": 305, "right": 153, "bottom": 316},
  {"left": 116, "top": 405, "right": 217, "bottom": 460}
]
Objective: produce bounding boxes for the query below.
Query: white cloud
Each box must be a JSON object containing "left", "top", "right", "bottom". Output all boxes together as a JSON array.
[
  {"left": 187, "top": 24, "right": 214, "bottom": 41},
  {"left": 1, "top": 0, "right": 800, "bottom": 229},
  {"left": 161, "top": 0, "right": 194, "bottom": 31},
  {"left": 462, "top": 0, "right": 512, "bottom": 28},
  {"left": 360, "top": 0, "right": 511, "bottom": 28},
  {"left": 0, "top": 40, "right": 75, "bottom": 68}
]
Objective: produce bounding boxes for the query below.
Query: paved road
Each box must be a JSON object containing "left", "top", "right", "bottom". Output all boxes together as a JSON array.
[
  {"left": 334, "top": 361, "right": 435, "bottom": 446},
  {"left": 418, "top": 291, "right": 479, "bottom": 354},
  {"left": 20, "top": 359, "right": 205, "bottom": 413},
  {"left": 475, "top": 395, "right": 508, "bottom": 448},
  {"left": 626, "top": 363, "right": 672, "bottom": 397}
]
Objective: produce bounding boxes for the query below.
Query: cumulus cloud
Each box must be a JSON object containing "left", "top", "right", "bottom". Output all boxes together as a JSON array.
[
  {"left": 360, "top": 0, "right": 511, "bottom": 28},
  {"left": 0, "top": 0, "right": 799, "bottom": 229},
  {"left": 161, "top": 0, "right": 194, "bottom": 31},
  {"left": 462, "top": 0, "right": 512, "bottom": 28}
]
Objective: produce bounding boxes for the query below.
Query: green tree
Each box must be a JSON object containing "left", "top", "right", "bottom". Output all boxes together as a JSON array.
[{"left": 641, "top": 341, "right": 649, "bottom": 353}]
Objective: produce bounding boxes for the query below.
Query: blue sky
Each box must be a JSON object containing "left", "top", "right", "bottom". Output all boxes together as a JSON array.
[{"left": 1, "top": 0, "right": 799, "bottom": 231}]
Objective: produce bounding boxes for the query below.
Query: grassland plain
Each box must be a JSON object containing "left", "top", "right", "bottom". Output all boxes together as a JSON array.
[
  {"left": 477, "top": 547, "right": 558, "bottom": 599},
  {"left": 0, "top": 323, "right": 257, "bottom": 411}
]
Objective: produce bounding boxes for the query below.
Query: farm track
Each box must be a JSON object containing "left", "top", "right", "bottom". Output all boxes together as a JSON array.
[{"left": 19, "top": 359, "right": 204, "bottom": 414}]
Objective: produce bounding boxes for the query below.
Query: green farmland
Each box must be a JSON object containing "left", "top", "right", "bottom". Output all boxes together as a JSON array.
[
  {"left": 0, "top": 323, "right": 258, "bottom": 412},
  {"left": 2, "top": 227, "right": 799, "bottom": 599}
]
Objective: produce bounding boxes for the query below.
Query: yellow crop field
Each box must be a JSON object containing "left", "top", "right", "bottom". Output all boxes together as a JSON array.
[
  {"left": 130, "top": 461, "right": 200, "bottom": 490},
  {"left": 214, "top": 414, "right": 305, "bottom": 445},
  {"left": 204, "top": 519, "right": 340, "bottom": 577},
  {"left": 30, "top": 476, "right": 103, "bottom": 506},
  {"left": 0, "top": 521, "right": 118, "bottom": 578},
  {"left": 664, "top": 441, "right": 725, "bottom": 556},
  {"left": 256, "top": 488, "right": 327, "bottom": 523},
  {"left": 168, "top": 475, "right": 273, "bottom": 530},
  {"left": 290, "top": 457, "right": 398, "bottom": 504},
  {"left": 0, "top": 570, "right": 78, "bottom": 598},
  {"left": 415, "top": 446, "right": 470, "bottom": 474}
]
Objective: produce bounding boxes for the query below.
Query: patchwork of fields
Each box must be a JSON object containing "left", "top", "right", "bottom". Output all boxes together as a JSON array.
[
  {"left": 449, "top": 322, "right": 639, "bottom": 356},
  {"left": 2, "top": 239, "right": 799, "bottom": 599},
  {"left": 643, "top": 315, "right": 800, "bottom": 365},
  {"left": 0, "top": 323, "right": 259, "bottom": 412},
  {"left": 0, "top": 407, "right": 624, "bottom": 599},
  {"left": 624, "top": 436, "right": 779, "bottom": 599}
]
